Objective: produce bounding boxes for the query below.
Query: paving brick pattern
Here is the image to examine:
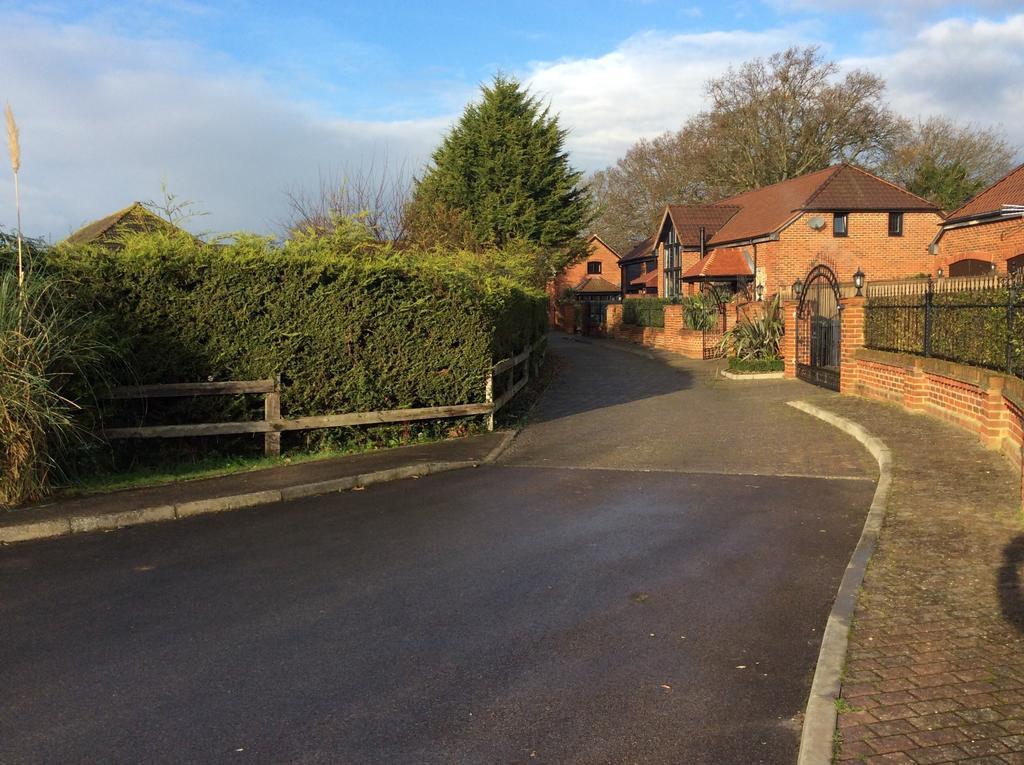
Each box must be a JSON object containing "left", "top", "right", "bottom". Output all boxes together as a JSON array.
[{"left": 819, "top": 396, "right": 1024, "bottom": 765}]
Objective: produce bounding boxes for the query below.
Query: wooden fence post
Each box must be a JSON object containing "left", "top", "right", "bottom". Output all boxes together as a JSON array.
[
  {"left": 264, "top": 376, "right": 282, "bottom": 457},
  {"left": 485, "top": 368, "right": 495, "bottom": 432}
]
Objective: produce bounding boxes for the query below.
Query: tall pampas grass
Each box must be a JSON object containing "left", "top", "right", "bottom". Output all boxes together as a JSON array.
[{"left": 4, "top": 103, "right": 22, "bottom": 289}]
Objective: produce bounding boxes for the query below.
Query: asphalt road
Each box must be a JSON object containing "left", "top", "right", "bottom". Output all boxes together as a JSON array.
[{"left": 0, "top": 338, "right": 876, "bottom": 764}]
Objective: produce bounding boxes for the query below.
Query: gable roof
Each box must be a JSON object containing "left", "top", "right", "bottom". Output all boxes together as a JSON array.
[
  {"left": 619, "top": 234, "right": 657, "bottom": 263},
  {"left": 65, "top": 202, "right": 182, "bottom": 246},
  {"left": 665, "top": 204, "right": 740, "bottom": 247},
  {"left": 681, "top": 247, "right": 753, "bottom": 281},
  {"left": 585, "top": 233, "right": 621, "bottom": 259},
  {"left": 944, "top": 163, "right": 1024, "bottom": 224},
  {"left": 659, "top": 165, "right": 940, "bottom": 249}
]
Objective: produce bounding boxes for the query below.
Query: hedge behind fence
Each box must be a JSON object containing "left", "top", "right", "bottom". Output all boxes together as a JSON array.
[
  {"left": 50, "top": 233, "right": 547, "bottom": 423},
  {"left": 622, "top": 297, "right": 670, "bottom": 328},
  {"left": 865, "top": 286, "right": 1024, "bottom": 377}
]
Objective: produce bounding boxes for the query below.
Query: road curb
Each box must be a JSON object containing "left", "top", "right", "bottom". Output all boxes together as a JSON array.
[
  {"left": 720, "top": 369, "right": 786, "bottom": 380},
  {"left": 787, "top": 400, "right": 893, "bottom": 765},
  {"left": 0, "top": 455, "right": 500, "bottom": 546}
]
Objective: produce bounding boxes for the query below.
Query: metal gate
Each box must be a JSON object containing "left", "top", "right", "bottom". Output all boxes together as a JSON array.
[
  {"left": 796, "top": 264, "right": 842, "bottom": 391},
  {"left": 579, "top": 298, "right": 618, "bottom": 336}
]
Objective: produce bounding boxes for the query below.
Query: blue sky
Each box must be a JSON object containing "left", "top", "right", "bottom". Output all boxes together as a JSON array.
[{"left": 2, "top": 1, "right": 1023, "bottom": 237}]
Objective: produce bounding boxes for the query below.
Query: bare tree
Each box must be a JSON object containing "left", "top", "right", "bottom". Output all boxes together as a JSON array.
[
  {"left": 703, "top": 46, "right": 899, "bottom": 192},
  {"left": 283, "top": 155, "right": 412, "bottom": 243},
  {"left": 143, "top": 179, "right": 210, "bottom": 227},
  {"left": 589, "top": 122, "right": 725, "bottom": 252},
  {"left": 877, "top": 116, "right": 1017, "bottom": 210}
]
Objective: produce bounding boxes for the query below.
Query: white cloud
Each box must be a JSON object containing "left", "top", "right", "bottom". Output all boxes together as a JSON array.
[
  {"left": 522, "top": 26, "right": 814, "bottom": 171},
  {"left": 843, "top": 14, "right": 1024, "bottom": 154},
  {"left": 2, "top": 10, "right": 1021, "bottom": 240},
  {"left": 0, "top": 14, "right": 450, "bottom": 239}
]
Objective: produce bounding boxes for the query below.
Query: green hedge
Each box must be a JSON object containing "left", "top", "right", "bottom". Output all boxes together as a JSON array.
[
  {"left": 866, "top": 288, "right": 1024, "bottom": 377},
  {"left": 622, "top": 297, "right": 670, "bottom": 328},
  {"left": 727, "top": 356, "right": 783, "bottom": 373},
  {"left": 49, "top": 233, "right": 547, "bottom": 427}
]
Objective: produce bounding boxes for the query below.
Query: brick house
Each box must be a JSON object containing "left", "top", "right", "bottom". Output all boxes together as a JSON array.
[
  {"left": 931, "top": 163, "right": 1024, "bottom": 277},
  {"left": 645, "top": 164, "right": 943, "bottom": 298},
  {"left": 619, "top": 234, "right": 658, "bottom": 295},
  {"left": 547, "top": 234, "right": 622, "bottom": 326}
]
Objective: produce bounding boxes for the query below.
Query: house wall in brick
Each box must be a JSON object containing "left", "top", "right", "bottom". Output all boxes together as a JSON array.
[
  {"left": 751, "top": 211, "right": 941, "bottom": 296},
  {"left": 548, "top": 237, "right": 621, "bottom": 325},
  {"left": 654, "top": 211, "right": 942, "bottom": 298},
  {"left": 934, "top": 217, "right": 1024, "bottom": 274}
]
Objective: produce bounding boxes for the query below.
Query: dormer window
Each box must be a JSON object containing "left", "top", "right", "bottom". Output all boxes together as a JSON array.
[
  {"left": 833, "top": 212, "right": 848, "bottom": 237},
  {"left": 888, "top": 212, "right": 903, "bottom": 237}
]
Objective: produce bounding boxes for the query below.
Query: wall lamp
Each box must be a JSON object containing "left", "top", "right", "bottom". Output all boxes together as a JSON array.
[{"left": 853, "top": 268, "right": 865, "bottom": 297}]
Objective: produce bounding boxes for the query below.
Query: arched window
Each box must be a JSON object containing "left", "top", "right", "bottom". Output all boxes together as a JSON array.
[
  {"left": 948, "top": 259, "right": 993, "bottom": 277},
  {"left": 1008, "top": 255, "right": 1024, "bottom": 275}
]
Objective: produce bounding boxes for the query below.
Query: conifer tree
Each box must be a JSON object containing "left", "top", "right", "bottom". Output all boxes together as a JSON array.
[{"left": 408, "top": 76, "right": 591, "bottom": 269}]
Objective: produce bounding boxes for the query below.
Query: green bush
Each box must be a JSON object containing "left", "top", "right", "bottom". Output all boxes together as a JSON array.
[
  {"left": 866, "top": 287, "right": 1024, "bottom": 376},
  {"left": 721, "top": 295, "right": 784, "bottom": 360},
  {"left": 727, "top": 356, "right": 784, "bottom": 373},
  {"left": 48, "top": 231, "right": 547, "bottom": 438},
  {"left": 622, "top": 297, "right": 670, "bottom": 327},
  {"left": 0, "top": 266, "right": 113, "bottom": 507}
]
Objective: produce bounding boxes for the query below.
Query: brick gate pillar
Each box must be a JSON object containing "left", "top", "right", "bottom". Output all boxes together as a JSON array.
[
  {"left": 839, "top": 296, "right": 865, "bottom": 395},
  {"left": 782, "top": 299, "right": 799, "bottom": 378},
  {"left": 606, "top": 303, "right": 623, "bottom": 336}
]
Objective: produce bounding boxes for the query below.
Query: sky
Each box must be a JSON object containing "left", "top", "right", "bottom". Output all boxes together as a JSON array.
[{"left": 1, "top": 1, "right": 1023, "bottom": 239}]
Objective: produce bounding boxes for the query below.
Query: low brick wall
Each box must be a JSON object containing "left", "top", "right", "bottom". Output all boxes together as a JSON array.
[
  {"left": 605, "top": 304, "right": 706, "bottom": 358},
  {"left": 846, "top": 349, "right": 1024, "bottom": 487},
  {"left": 782, "top": 294, "right": 1024, "bottom": 507}
]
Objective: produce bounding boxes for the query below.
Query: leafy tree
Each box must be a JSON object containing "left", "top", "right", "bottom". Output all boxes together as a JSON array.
[
  {"left": 407, "top": 76, "right": 592, "bottom": 272},
  {"left": 878, "top": 117, "right": 1016, "bottom": 210}
]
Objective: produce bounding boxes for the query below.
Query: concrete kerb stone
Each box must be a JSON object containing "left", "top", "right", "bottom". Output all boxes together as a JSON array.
[
  {"left": 787, "top": 400, "right": 893, "bottom": 765},
  {"left": 720, "top": 369, "right": 786, "bottom": 380},
  {"left": 69, "top": 505, "right": 176, "bottom": 534},
  {"left": 0, "top": 432, "right": 523, "bottom": 545}
]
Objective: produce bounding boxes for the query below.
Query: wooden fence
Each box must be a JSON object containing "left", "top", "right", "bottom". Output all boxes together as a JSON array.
[{"left": 103, "top": 341, "right": 541, "bottom": 456}]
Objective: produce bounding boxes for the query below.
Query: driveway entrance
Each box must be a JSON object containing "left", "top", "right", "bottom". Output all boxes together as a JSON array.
[{"left": 0, "top": 336, "right": 876, "bottom": 764}]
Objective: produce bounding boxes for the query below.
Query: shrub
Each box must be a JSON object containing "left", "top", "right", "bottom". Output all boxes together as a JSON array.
[
  {"left": 681, "top": 290, "right": 728, "bottom": 331},
  {"left": 622, "top": 297, "right": 670, "bottom": 327},
  {"left": 721, "top": 295, "right": 784, "bottom": 360},
  {"left": 50, "top": 232, "right": 547, "bottom": 430},
  {"left": 727, "top": 356, "right": 783, "bottom": 373},
  {"left": 0, "top": 268, "right": 111, "bottom": 507}
]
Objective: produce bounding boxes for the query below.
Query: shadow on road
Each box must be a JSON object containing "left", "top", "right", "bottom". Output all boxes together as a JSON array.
[
  {"left": 999, "top": 535, "right": 1024, "bottom": 633},
  {"left": 532, "top": 335, "right": 695, "bottom": 422}
]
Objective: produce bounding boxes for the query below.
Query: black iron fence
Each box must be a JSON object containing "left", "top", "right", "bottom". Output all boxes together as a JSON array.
[{"left": 864, "top": 273, "right": 1024, "bottom": 378}]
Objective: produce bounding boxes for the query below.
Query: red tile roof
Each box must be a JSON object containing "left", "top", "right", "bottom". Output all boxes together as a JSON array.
[
  {"left": 681, "top": 247, "right": 753, "bottom": 280},
  {"left": 659, "top": 165, "right": 939, "bottom": 248},
  {"left": 620, "top": 234, "right": 657, "bottom": 263},
  {"left": 630, "top": 270, "right": 659, "bottom": 287},
  {"left": 573, "top": 275, "right": 621, "bottom": 293},
  {"left": 945, "top": 163, "right": 1024, "bottom": 223},
  {"left": 666, "top": 204, "right": 740, "bottom": 246}
]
